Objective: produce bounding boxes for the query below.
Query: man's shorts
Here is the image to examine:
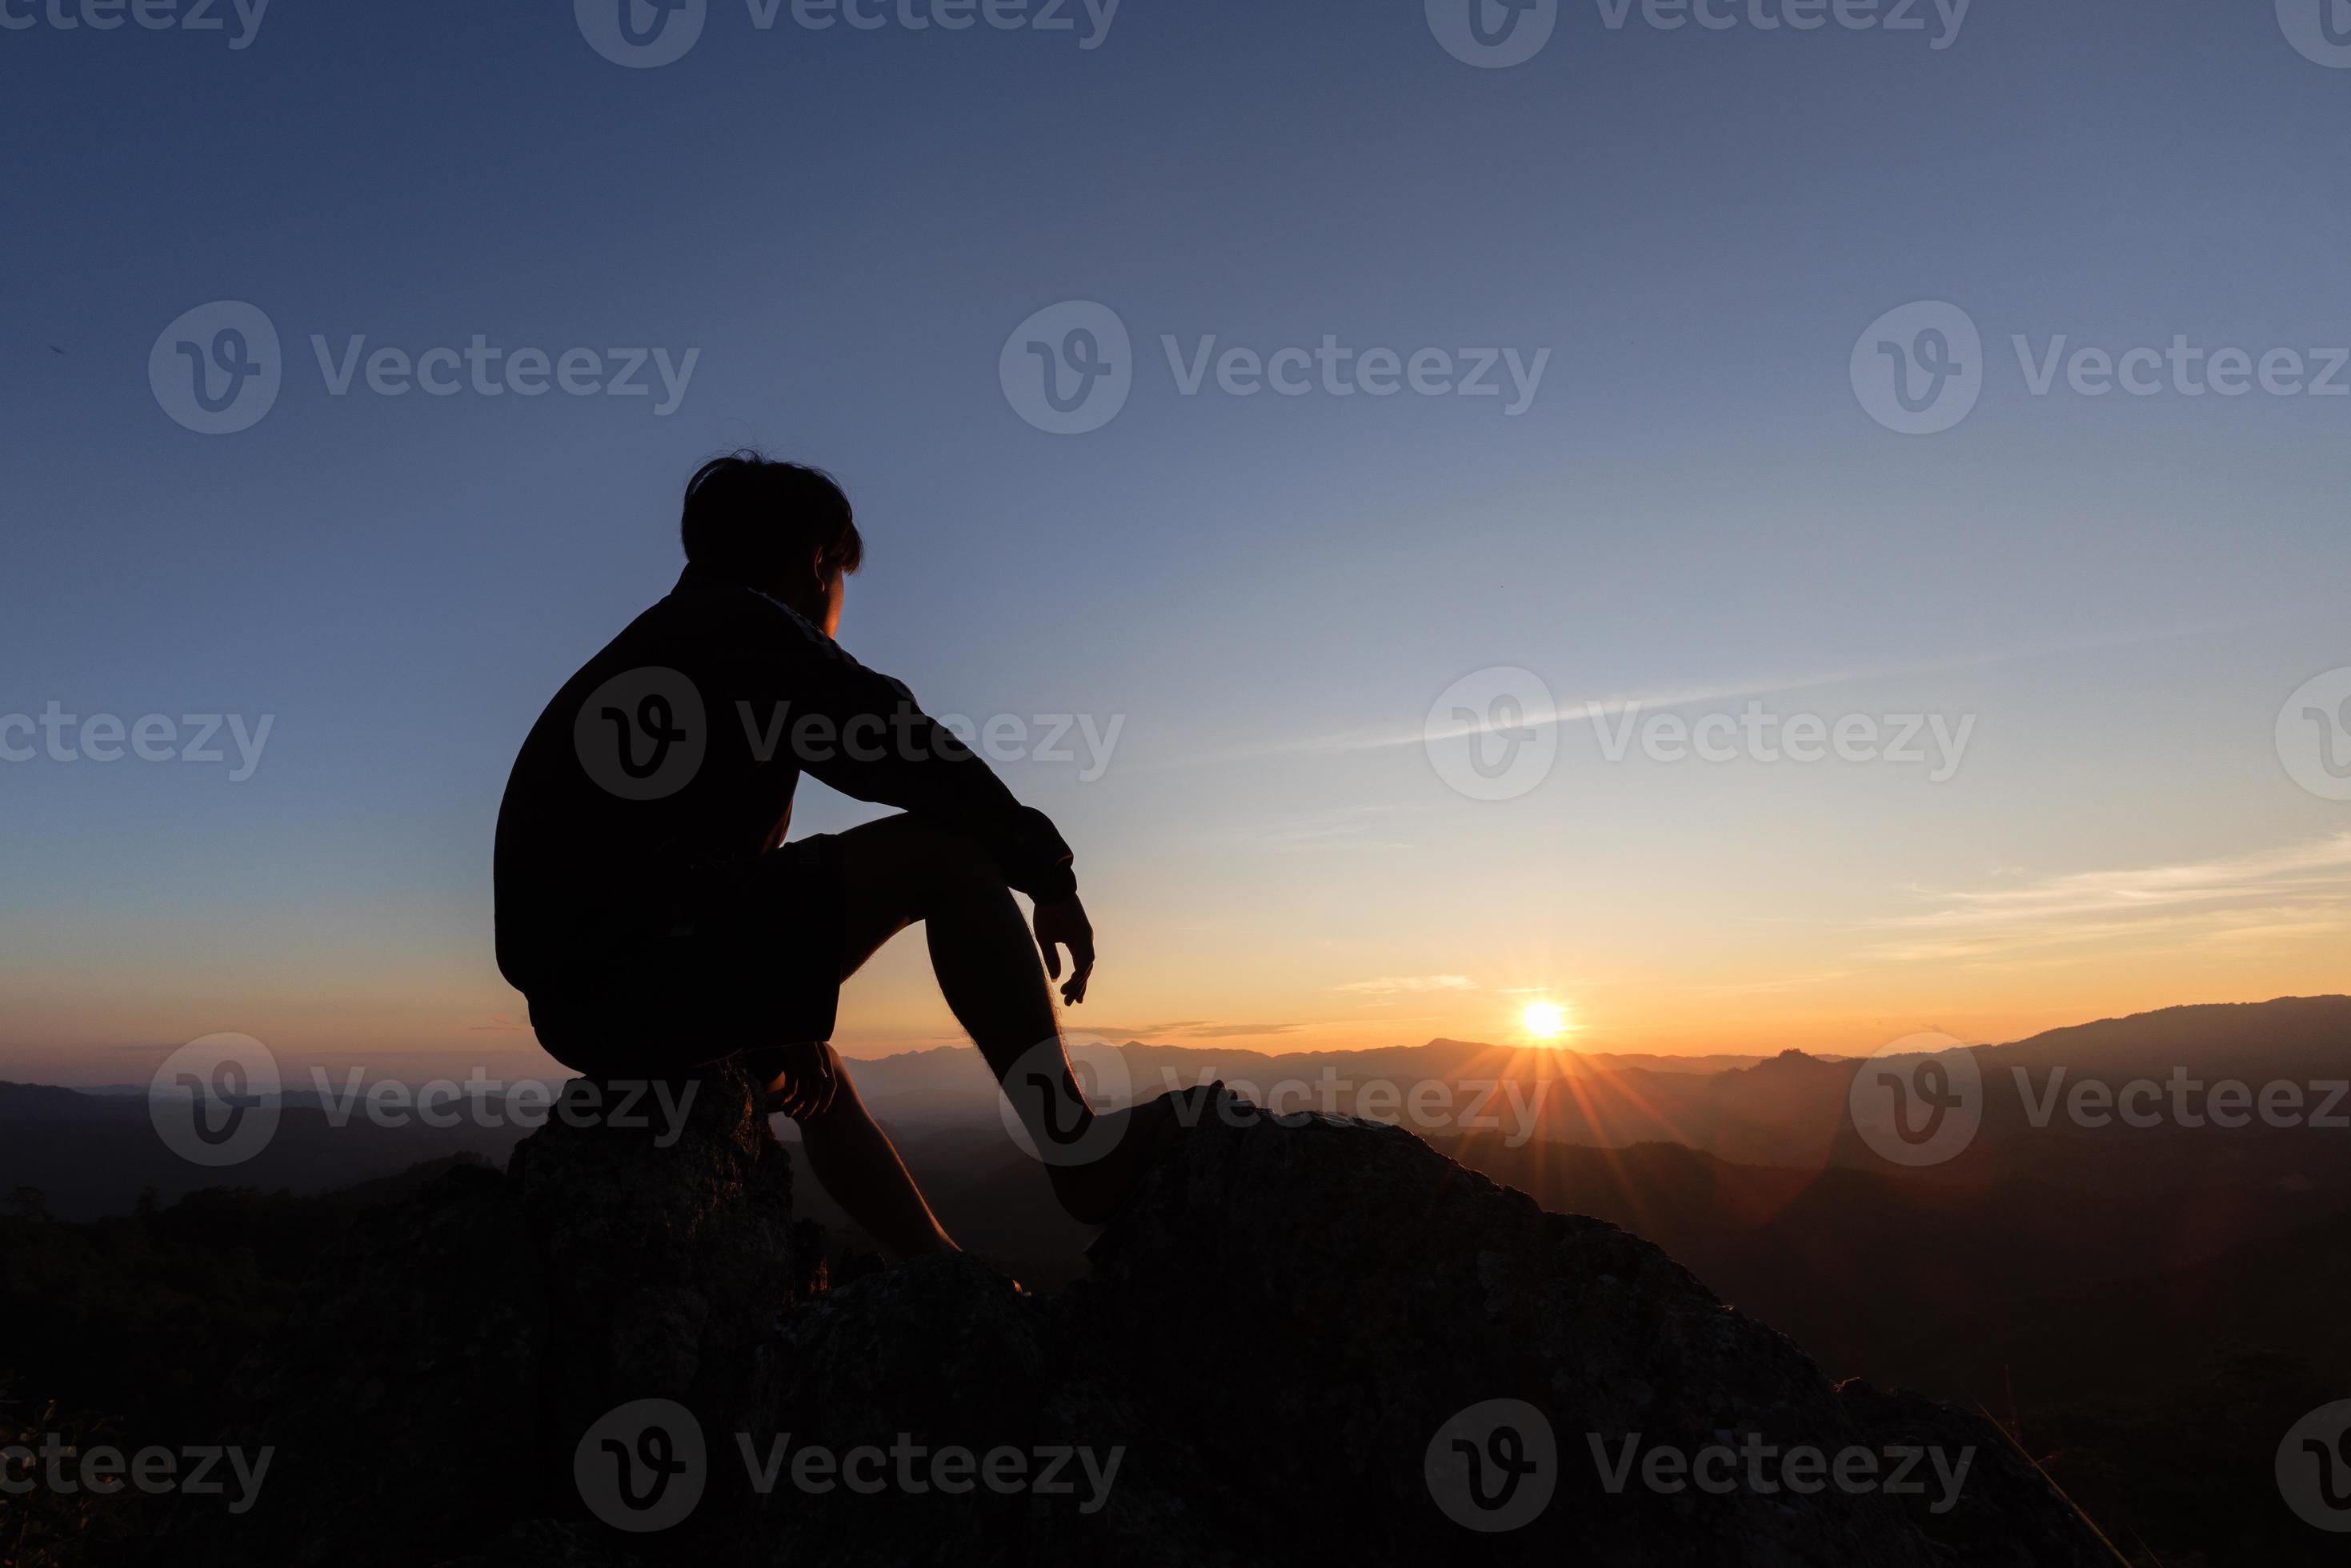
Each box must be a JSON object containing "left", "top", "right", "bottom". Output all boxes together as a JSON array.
[{"left": 526, "top": 834, "right": 847, "bottom": 1080}]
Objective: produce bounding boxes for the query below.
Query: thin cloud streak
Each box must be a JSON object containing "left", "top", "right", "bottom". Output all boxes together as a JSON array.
[
  {"left": 1330, "top": 975, "right": 1479, "bottom": 996},
  {"left": 1866, "top": 834, "right": 2351, "bottom": 966},
  {"left": 1181, "top": 622, "right": 2229, "bottom": 769}
]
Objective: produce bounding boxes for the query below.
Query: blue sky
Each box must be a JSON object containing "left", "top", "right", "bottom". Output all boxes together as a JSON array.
[{"left": 5, "top": 1, "right": 2349, "bottom": 1080}]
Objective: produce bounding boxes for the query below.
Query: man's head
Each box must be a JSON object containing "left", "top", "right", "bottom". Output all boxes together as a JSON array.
[{"left": 680, "top": 451, "right": 863, "bottom": 637}]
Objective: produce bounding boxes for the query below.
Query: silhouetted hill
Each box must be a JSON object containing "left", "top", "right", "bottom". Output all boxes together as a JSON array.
[
  {"left": 1902, "top": 1209, "right": 2351, "bottom": 1567},
  {"left": 1983, "top": 995, "right": 2351, "bottom": 1080},
  {"left": 1431, "top": 1133, "right": 2350, "bottom": 1381},
  {"left": 0, "top": 1094, "right": 535, "bottom": 1220},
  {"left": 6, "top": 1010, "right": 2339, "bottom": 1562},
  {"left": 14, "top": 998, "right": 2342, "bottom": 1224},
  {"left": 113, "top": 1069, "right": 2105, "bottom": 1566},
  {"left": 0, "top": 1081, "right": 121, "bottom": 1119},
  {"left": 1896, "top": 1205, "right": 2351, "bottom": 1402}
]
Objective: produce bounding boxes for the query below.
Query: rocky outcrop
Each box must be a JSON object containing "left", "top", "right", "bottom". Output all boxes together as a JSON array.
[
  {"left": 170, "top": 1072, "right": 2110, "bottom": 1566},
  {"left": 160, "top": 1160, "right": 543, "bottom": 1566},
  {"left": 507, "top": 1068, "right": 811, "bottom": 1558},
  {"left": 1072, "top": 1099, "right": 2102, "bottom": 1566}
]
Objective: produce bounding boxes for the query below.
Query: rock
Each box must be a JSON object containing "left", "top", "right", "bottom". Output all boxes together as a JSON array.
[
  {"left": 1832, "top": 1382, "right": 2112, "bottom": 1567},
  {"left": 155, "top": 1160, "right": 545, "bottom": 1567},
  {"left": 161, "top": 1062, "right": 806, "bottom": 1568},
  {"left": 507, "top": 1062, "right": 806, "bottom": 1553},
  {"left": 758, "top": 1252, "right": 1260, "bottom": 1565},
  {"left": 170, "top": 1077, "right": 2111, "bottom": 1567},
  {"left": 1071, "top": 1092, "right": 2115, "bottom": 1564},
  {"left": 437, "top": 1520, "right": 651, "bottom": 1568}
]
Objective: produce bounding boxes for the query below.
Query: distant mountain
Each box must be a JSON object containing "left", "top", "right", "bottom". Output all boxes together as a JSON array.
[
  {"left": 0, "top": 1098, "right": 535, "bottom": 1221},
  {"left": 1830, "top": 996, "right": 2351, "bottom": 1194},
  {"left": 790, "top": 998, "right": 2351, "bottom": 1378},
  {"left": 1428, "top": 1132, "right": 2349, "bottom": 1383},
  {"left": 1981, "top": 995, "right": 2351, "bottom": 1081},
  {"left": 10, "top": 996, "right": 2345, "bottom": 1221},
  {"left": 1895, "top": 1208, "right": 2351, "bottom": 1568},
  {"left": 0, "top": 1081, "right": 122, "bottom": 1119},
  {"left": 1908, "top": 1206, "right": 2351, "bottom": 1406},
  {"left": 846, "top": 995, "right": 2351, "bottom": 1191}
]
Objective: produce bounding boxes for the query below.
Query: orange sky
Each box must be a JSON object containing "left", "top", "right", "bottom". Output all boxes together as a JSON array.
[{"left": 8, "top": 830, "right": 2343, "bottom": 1085}]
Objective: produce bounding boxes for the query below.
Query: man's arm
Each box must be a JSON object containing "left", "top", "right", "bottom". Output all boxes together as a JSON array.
[
  {"left": 743, "top": 608, "right": 1079, "bottom": 904},
  {"left": 795, "top": 650, "right": 1096, "bottom": 1002}
]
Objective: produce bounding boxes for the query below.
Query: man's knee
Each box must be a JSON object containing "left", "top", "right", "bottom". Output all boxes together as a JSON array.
[
  {"left": 916, "top": 824, "right": 1011, "bottom": 912},
  {"left": 853, "top": 814, "right": 1008, "bottom": 909}
]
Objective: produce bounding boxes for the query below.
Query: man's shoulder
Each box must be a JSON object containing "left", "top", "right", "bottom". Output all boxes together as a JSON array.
[
  {"left": 625, "top": 581, "right": 791, "bottom": 658},
  {"left": 656, "top": 579, "right": 794, "bottom": 637},
  {"left": 651, "top": 582, "right": 879, "bottom": 683}
]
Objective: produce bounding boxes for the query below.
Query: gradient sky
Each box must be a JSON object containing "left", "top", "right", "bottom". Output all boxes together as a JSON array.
[{"left": 4, "top": 1, "right": 2349, "bottom": 1084}]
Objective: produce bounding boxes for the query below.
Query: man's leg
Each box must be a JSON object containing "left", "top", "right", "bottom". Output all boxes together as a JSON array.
[
  {"left": 766, "top": 813, "right": 1082, "bottom": 1258},
  {"left": 777, "top": 1040, "right": 960, "bottom": 1261},
  {"left": 823, "top": 814, "right": 1167, "bottom": 1223}
]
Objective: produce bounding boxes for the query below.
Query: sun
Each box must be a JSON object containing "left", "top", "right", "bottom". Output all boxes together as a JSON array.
[{"left": 1520, "top": 1002, "right": 1569, "bottom": 1041}]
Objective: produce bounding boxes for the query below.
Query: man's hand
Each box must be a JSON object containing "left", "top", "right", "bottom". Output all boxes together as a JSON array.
[
  {"left": 766, "top": 1039, "right": 842, "bottom": 1122},
  {"left": 1033, "top": 894, "right": 1096, "bottom": 1006}
]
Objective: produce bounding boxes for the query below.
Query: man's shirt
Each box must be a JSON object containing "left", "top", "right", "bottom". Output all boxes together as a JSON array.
[{"left": 494, "top": 566, "right": 1075, "bottom": 998}]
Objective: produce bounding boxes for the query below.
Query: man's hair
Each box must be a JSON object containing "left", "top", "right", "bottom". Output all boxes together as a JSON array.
[{"left": 680, "top": 450, "right": 864, "bottom": 587}]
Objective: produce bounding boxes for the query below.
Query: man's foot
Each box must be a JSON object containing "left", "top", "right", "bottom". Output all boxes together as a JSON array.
[{"left": 1049, "top": 1080, "right": 1220, "bottom": 1226}]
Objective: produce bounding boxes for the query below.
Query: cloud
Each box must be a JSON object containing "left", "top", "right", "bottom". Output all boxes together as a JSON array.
[
  {"left": 1867, "top": 834, "right": 2351, "bottom": 966},
  {"left": 1184, "top": 622, "right": 2228, "bottom": 768},
  {"left": 1329, "top": 974, "right": 1478, "bottom": 996},
  {"left": 1081, "top": 1022, "right": 1202, "bottom": 1040},
  {"left": 1083, "top": 1020, "right": 1308, "bottom": 1041},
  {"left": 1206, "top": 805, "right": 1420, "bottom": 852}
]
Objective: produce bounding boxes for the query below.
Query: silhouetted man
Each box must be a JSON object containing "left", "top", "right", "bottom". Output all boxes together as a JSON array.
[{"left": 495, "top": 453, "right": 1177, "bottom": 1256}]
